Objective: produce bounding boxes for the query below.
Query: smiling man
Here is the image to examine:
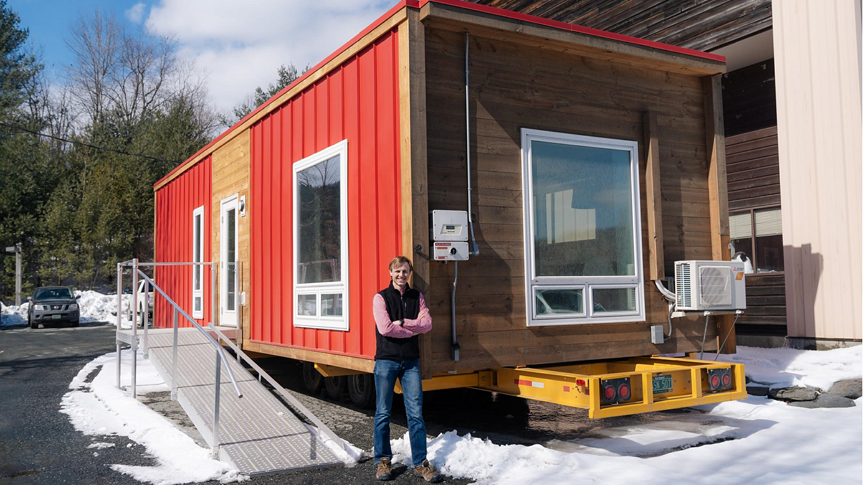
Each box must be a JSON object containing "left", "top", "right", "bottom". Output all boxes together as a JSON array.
[{"left": 371, "top": 256, "right": 442, "bottom": 483}]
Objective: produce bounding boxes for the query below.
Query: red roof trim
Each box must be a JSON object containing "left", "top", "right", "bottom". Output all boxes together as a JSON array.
[{"left": 156, "top": 0, "right": 724, "bottom": 188}]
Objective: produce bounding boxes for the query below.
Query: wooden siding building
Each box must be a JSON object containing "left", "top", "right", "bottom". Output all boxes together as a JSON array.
[
  {"left": 472, "top": 0, "right": 861, "bottom": 347},
  {"left": 153, "top": 0, "right": 736, "bottom": 378}
]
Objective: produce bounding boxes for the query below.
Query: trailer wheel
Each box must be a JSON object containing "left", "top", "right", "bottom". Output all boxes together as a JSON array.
[
  {"left": 302, "top": 362, "right": 323, "bottom": 394},
  {"left": 347, "top": 374, "right": 375, "bottom": 409},
  {"left": 324, "top": 376, "right": 347, "bottom": 401}
]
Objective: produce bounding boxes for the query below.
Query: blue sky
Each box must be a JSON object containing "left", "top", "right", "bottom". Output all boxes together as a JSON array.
[
  {"left": 9, "top": 0, "right": 394, "bottom": 113},
  {"left": 11, "top": 0, "right": 143, "bottom": 73}
]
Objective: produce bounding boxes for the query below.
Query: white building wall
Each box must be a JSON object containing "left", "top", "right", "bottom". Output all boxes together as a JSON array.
[{"left": 772, "top": 0, "right": 862, "bottom": 340}]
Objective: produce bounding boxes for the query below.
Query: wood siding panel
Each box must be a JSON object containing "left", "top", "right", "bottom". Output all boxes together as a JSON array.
[
  {"left": 726, "top": 127, "right": 780, "bottom": 211},
  {"left": 211, "top": 131, "right": 251, "bottom": 343},
  {"left": 249, "top": 29, "right": 402, "bottom": 362},
  {"left": 423, "top": 26, "right": 719, "bottom": 374},
  {"left": 154, "top": 157, "right": 212, "bottom": 329},
  {"left": 773, "top": 0, "right": 862, "bottom": 340}
]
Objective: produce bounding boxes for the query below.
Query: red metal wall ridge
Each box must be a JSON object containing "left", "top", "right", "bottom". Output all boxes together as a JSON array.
[
  {"left": 249, "top": 29, "right": 402, "bottom": 360},
  {"left": 154, "top": 156, "right": 212, "bottom": 328}
]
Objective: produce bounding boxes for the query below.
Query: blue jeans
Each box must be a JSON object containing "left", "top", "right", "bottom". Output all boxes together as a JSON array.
[{"left": 374, "top": 358, "right": 427, "bottom": 467}]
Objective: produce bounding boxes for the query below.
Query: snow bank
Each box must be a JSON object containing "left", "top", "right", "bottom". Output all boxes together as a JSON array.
[
  {"left": 60, "top": 348, "right": 245, "bottom": 484},
  {"left": 713, "top": 345, "right": 862, "bottom": 391},
  {"left": 1, "top": 290, "right": 135, "bottom": 328},
  {"left": 387, "top": 345, "right": 862, "bottom": 485}
]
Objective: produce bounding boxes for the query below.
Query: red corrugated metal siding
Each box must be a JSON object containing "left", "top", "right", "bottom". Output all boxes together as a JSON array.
[
  {"left": 250, "top": 30, "right": 401, "bottom": 360},
  {"left": 154, "top": 157, "right": 212, "bottom": 328}
]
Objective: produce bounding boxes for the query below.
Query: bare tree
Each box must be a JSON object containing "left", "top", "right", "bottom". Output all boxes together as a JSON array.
[{"left": 66, "top": 9, "right": 120, "bottom": 124}]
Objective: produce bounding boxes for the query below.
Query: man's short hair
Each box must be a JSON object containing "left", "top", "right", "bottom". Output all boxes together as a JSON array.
[{"left": 388, "top": 256, "right": 413, "bottom": 272}]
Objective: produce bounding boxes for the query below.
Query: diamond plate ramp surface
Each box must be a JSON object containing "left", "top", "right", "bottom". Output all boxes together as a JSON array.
[{"left": 145, "top": 329, "right": 341, "bottom": 475}]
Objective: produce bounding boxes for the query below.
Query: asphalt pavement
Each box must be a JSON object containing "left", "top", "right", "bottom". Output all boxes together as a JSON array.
[{"left": 0, "top": 323, "right": 476, "bottom": 484}]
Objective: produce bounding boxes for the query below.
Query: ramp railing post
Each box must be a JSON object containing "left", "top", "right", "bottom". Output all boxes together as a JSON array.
[
  {"left": 212, "top": 350, "right": 222, "bottom": 459},
  {"left": 210, "top": 262, "right": 215, "bottom": 327},
  {"left": 116, "top": 263, "right": 122, "bottom": 389},
  {"left": 143, "top": 278, "right": 149, "bottom": 359},
  {"left": 171, "top": 307, "right": 179, "bottom": 400},
  {"left": 131, "top": 259, "right": 138, "bottom": 399}
]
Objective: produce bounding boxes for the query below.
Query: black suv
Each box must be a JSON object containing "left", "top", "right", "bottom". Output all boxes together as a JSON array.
[{"left": 28, "top": 287, "right": 80, "bottom": 329}]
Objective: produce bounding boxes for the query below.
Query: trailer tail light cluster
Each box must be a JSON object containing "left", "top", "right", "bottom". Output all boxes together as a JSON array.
[
  {"left": 601, "top": 377, "right": 632, "bottom": 404},
  {"left": 707, "top": 368, "right": 734, "bottom": 392}
]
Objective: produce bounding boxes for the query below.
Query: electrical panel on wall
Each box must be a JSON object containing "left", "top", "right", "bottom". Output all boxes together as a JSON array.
[{"left": 431, "top": 210, "right": 469, "bottom": 261}]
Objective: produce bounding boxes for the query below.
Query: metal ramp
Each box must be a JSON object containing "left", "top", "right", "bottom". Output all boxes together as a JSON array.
[
  {"left": 144, "top": 328, "right": 341, "bottom": 475},
  {"left": 114, "top": 259, "right": 344, "bottom": 477}
]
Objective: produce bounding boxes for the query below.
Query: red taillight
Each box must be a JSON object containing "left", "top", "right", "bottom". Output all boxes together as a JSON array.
[
  {"left": 722, "top": 373, "right": 732, "bottom": 388},
  {"left": 604, "top": 385, "right": 617, "bottom": 401},
  {"left": 618, "top": 383, "right": 631, "bottom": 400},
  {"left": 576, "top": 379, "right": 586, "bottom": 386},
  {"left": 710, "top": 375, "right": 720, "bottom": 389}
]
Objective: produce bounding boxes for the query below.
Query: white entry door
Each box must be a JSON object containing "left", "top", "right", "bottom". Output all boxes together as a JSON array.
[{"left": 220, "top": 195, "right": 239, "bottom": 327}]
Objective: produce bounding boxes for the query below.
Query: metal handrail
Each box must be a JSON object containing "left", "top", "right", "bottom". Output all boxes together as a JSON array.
[
  {"left": 207, "top": 323, "right": 349, "bottom": 453},
  {"left": 115, "top": 259, "right": 242, "bottom": 459}
]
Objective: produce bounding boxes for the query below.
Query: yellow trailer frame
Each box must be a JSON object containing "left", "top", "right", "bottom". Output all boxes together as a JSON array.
[{"left": 393, "top": 356, "right": 747, "bottom": 419}]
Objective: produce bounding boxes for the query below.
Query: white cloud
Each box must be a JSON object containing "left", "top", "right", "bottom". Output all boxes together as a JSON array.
[
  {"left": 143, "top": 0, "right": 393, "bottom": 114},
  {"left": 125, "top": 3, "right": 147, "bottom": 24}
]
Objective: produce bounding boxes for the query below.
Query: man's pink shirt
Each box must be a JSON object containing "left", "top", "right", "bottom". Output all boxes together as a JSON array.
[{"left": 372, "top": 287, "right": 432, "bottom": 338}]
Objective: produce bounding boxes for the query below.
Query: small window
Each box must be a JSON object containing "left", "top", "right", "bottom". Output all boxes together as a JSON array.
[
  {"left": 293, "top": 140, "right": 349, "bottom": 331},
  {"left": 522, "top": 129, "right": 644, "bottom": 326},
  {"left": 192, "top": 205, "right": 204, "bottom": 318},
  {"left": 730, "top": 207, "right": 784, "bottom": 273}
]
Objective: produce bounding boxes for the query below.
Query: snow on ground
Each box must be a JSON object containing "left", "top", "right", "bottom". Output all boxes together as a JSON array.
[
  {"left": 61, "top": 343, "right": 861, "bottom": 485},
  {"left": 387, "top": 346, "right": 863, "bottom": 485},
  {"left": 60, "top": 348, "right": 245, "bottom": 484},
  {"left": 1, "top": 290, "right": 136, "bottom": 328}
]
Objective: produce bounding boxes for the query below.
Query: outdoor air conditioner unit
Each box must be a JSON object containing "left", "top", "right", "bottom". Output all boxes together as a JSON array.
[{"left": 674, "top": 260, "right": 746, "bottom": 312}]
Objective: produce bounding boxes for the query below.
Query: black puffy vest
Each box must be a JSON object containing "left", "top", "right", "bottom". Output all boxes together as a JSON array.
[{"left": 375, "top": 282, "right": 421, "bottom": 361}]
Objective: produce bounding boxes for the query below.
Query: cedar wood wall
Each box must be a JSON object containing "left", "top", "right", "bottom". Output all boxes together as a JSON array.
[{"left": 422, "top": 25, "right": 719, "bottom": 374}]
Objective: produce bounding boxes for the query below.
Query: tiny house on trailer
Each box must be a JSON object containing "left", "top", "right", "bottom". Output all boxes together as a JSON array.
[{"left": 153, "top": 0, "right": 746, "bottom": 418}]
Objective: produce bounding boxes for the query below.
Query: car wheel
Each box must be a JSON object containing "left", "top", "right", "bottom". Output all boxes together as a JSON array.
[
  {"left": 71, "top": 319, "right": 80, "bottom": 328},
  {"left": 324, "top": 376, "right": 347, "bottom": 401},
  {"left": 29, "top": 315, "right": 37, "bottom": 329},
  {"left": 347, "top": 374, "right": 375, "bottom": 409},
  {"left": 302, "top": 362, "right": 323, "bottom": 394}
]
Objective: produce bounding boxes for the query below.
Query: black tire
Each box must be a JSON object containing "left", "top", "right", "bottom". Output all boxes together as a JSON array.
[
  {"left": 347, "top": 374, "right": 376, "bottom": 409},
  {"left": 324, "top": 376, "right": 347, "bottom": 401},
  {"left": 302, "top": 362, "right": 323, "bottom": 394},
  {"left": 29, "top": 315, "right": 37, "bottom": 329},
  {"left": 70, "top": 319, "right": 80, "bottom": 328}
]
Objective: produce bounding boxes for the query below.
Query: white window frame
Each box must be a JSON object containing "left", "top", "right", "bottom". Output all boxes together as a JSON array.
[
  {"left": 521, "top": 128, "right": 645, "bottom": 326},
  {"left": 292, "top": 140, "right": 350, "bottom": 331},
  {"left": 192, "top": 205, "right": 205, "bottom": 319}
]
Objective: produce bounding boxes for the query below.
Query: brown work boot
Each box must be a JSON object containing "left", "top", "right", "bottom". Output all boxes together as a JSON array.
[
  {"left": 376, "top": 457, "right": 393, "bottom": 481},
  {"left": 413, "top": 459, "right": 443, "bottom": 483}
]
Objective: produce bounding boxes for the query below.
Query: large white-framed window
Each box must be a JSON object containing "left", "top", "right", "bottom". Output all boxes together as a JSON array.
[
  {"left": 293, "top": 140, "right": 349, "bottom": 331},
  {"left": 521, "top": 128, "right": 645, "bottom": 326},
  {"left": 192, "top": 205, "right": 204, "bottom": 319}
]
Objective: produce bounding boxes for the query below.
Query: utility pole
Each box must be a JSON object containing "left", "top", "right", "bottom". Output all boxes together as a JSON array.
[{"left": 5, "top": 244, "right": 22, "bottom": 306}]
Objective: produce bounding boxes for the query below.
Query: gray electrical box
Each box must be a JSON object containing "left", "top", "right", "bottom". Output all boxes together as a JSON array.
[
  {"left": 431, "top": 210, "right": 470, "bottom": 261},
  {"left": 432, "top": 210, "right": 469, "bottom": 242},
  {"left": 650, "top": 325, "right": 665, "bottom": 344}
]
